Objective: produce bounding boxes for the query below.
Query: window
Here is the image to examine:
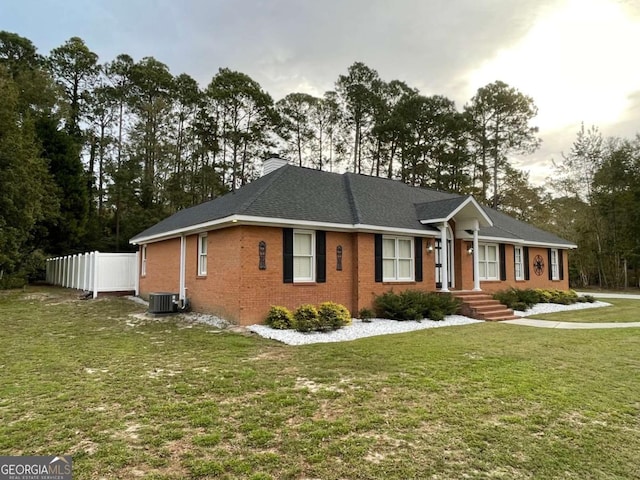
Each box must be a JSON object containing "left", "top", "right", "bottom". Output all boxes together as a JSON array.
[
  {"left": 198, "top": 233, "right": 207, "bottom": 276},
  {"left": 141, "top": 245, "right": 147, "bottom": 276},
  {"left": 514, "top": 246, "right": 524, "bottom": 281},
  {"left": 550, "top": 248, "right": 559, "bottom": 280},
  {"left": 478, "top": 244, "right": 499, "bottom": 280},
  {"left": 382, "top": 236, "right": 414, "bottom": 281},
  {"left": 293, "top": 230, "right": 314, "bottom": 282}
]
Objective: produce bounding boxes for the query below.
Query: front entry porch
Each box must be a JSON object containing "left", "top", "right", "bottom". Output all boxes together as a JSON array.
[{"left": 451, "top": 291, "right": 519, "bottom": 321}]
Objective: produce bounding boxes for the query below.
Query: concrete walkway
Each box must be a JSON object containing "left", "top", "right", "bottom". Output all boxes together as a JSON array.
[
  {"left": 502, "top": 318, "right": 640, "bottom": 329},
  {"left": 575, "top": 291, "right": 640, "bottom": 300}
]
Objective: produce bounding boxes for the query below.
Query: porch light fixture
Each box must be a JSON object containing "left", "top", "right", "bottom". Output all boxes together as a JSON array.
[
  {"left": 426, "top": 240, "right": 434, "bottom": 253},
  {"left": 467, "top": 242, "right": 473, "bottom": 255}
]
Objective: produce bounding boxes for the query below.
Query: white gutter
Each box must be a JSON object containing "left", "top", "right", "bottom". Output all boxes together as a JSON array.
[
  {"left": 130, "top": 215, "right": 442, "bottom": 245},
  {"left": 130, "top": 215, "right": 576, "bottom": 250},
  {"left": 476, "top": 235, "right": 578, "bottom": 249}
]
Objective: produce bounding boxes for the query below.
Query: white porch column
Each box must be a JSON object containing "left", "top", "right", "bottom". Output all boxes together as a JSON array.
[
  {"left": 440, "top": 222, "right": 449, "bottom": 292},
  {"left": 473, "top": 227, "right": 481, "bottom": 291},
  {"left": 179, "top": 235, "right": 186, "bottom": 301}
]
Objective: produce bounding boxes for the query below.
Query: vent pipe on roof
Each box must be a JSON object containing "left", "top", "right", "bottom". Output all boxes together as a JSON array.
[{"left": 262, "top": 157, "right": 289, "bottom": 176}]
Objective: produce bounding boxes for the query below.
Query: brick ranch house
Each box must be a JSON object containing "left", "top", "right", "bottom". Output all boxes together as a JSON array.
[{"left": 130, "top": 158, "right": 576, "bottom": 325}]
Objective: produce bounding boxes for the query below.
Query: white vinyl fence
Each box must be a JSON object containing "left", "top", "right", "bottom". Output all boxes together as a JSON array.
[{"left": 46, "top": 251, "right": 138, "bottom": 298}]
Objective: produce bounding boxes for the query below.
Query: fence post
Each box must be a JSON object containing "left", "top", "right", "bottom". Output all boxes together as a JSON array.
[
  {"left": 82, "top": 253, "right": 88, "bottom": 291},
  {"left": 93, "top": 251, "right": 99, "bottom": 299},
  {"left": 73, "top": 254, "right": 79, "bottom": 289},
  {"left": 76, "top": 254, "right": 82, "bottom": 290}
]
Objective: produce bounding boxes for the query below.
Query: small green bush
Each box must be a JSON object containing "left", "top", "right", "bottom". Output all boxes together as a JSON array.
[
  {"left": 373, "top": 290, "right": 460, "bottom": 321},
  {"left": 318, "top": 302, "right": 352, "bottom": 331},
  {"left": 495, "top": 288, "right": 582, "bottom": 309},
  {"left": 511, "top": 301, "right": 529, "bottom": 312},
  {"left": 358, "top": 307, "right": 375, "bottom": 322},
  {"left": 264, "top": 306, "right": 295, "bottom": 330},
  {"left": 293, "top": 304, "right": 319, "bottom": 332},
  {"left": 493, "top": 288, "right": 541, "bottom": 310}
]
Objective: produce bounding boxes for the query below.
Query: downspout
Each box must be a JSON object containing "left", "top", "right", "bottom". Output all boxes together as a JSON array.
[
  {"left": 135, "top": 248, "right": 140, "bottom": 296},
  {"left": 179, "top": 235, "right": 186, "bottom": 303}
]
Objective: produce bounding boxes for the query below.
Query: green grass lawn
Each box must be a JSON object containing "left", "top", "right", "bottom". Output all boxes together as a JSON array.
[
  {"left": 528, "top": 298, "right": 640, "bottom": 323},
  {"left": 1, "top": 286, "right": 639, "bottom": 479}
]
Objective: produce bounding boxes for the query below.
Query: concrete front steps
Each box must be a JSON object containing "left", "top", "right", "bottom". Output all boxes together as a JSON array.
[{"left": 451, "top": 291, "right": 519, "bottom": 321}]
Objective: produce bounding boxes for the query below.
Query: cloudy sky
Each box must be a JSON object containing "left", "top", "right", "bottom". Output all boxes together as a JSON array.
[{"left": 2, "top": 0, "right": 639, "bottom": 184}]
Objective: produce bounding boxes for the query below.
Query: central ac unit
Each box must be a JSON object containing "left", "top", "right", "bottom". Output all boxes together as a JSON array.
[{"left": 148, "top": 292, "right": 179, "bottom": 314}]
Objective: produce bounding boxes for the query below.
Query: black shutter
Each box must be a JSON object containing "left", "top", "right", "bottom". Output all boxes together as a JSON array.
[
  {"left": 415, "top": 237, "right": 423, "bottom": 282},
  {"left": 374, "top": 234, "right": 383, "bottom": 283},
  {"left": 499, "top": 243, "right": 507, "bottom": 281},
  {"left": 548, "top": 248, "right": 553, "bottom": 280},
  {"left": 558, "top": 249, "right": 564, "bottom": 280},
  {"left": 283, "top": 228, "right": 293, "bottom": 283},
  {"left": 524, "top": 247, "right": 530, "bottom": 280},
  {"left": 316, "top": 230, "right": 326, "bottom": 283}
]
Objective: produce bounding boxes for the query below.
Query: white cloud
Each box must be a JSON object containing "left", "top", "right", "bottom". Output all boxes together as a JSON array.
[{"left": 465, "top": 0, "right": 640, "bottom": 132}]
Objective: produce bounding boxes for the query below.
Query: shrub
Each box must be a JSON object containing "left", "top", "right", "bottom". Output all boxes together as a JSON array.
[
  {"left": 264, "top": 306, "right": 295, "bottom": 330},
  {"left": 318, "top": 302, "right": 351, "bottom": 331},
  {"left": 373, "top": 290, "right": 461, "bottom": 321},
  {"left": 293, "top": 304, "right": 319, "bottom": 332},
  {"left": 495, "top": 288, "right": 582, "bottom": 309},
  {"left": 493, "top": 288, "right": 541, "bottom": 310},
  {"left": 358, "top": 307, "right": 375, "bottom": 322},
  {"left": 534, "top": 288, "right": 553, "bottom": 303},
  {"left": 511, "top": 301, "right": 529, "bottom": 312},
  {"left": 581, "top": 294, "right": 595, "bottom": 303}
]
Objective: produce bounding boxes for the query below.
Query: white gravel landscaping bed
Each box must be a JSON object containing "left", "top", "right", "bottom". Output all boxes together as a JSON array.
[
  {"left": 513, "top": 300, "right": 611, "bottom": 317},
  {"left": 247, "top": 315, "right": 483, "bottom": 346},
  {"left": 125, "top": 295, "right": 612, "bottom": 344},
  {"left": 247, "top": 301, "right": 612, "bottom": 345}
]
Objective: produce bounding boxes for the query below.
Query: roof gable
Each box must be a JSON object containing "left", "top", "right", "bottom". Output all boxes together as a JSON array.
[{"left": 416, "top": 196, "right": 492, "bottom": 227}]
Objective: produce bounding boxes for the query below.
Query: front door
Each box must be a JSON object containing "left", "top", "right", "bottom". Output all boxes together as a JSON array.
[{"left": 435, "top": 238, "right": 453, "bottom": 289}]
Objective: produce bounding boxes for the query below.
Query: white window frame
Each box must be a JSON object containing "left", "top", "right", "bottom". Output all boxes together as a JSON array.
[
  {"left": 198, "top": 233, "right": 208, "bottom": 276},
  {"left": 551, "top": 248, "right": 559, "bottom": 280},
  {"left": 141, "top": 245, "right": 147, "bottom": 277},
  {"left": 514, "top": 246, "right": 524, "bottom": 281},
  {"left": 478, "top": 243, "right": 499, "bottom": 281},
  {"left": 382, "top": 236, "right": 414, "bottom": 282},
  {"left": 293, "top": 230, "right": 315, "bottom": 283}
]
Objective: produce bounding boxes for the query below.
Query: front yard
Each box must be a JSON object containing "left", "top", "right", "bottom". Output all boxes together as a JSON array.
[{"left": 0, "top": 287, "right": 639, "bottom": 479}]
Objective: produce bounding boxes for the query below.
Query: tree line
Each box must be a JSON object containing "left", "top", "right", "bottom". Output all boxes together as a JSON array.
[{"left": 0, "top": 31, "right": 638, "bottom": 289}]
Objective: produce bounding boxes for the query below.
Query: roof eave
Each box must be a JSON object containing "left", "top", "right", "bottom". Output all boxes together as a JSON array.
[
  {"left": 477, "top": 234, "right": 577, "bottom": 249},
  {"left": 130, "top": 215, "right": 443, "bottom": 244}
]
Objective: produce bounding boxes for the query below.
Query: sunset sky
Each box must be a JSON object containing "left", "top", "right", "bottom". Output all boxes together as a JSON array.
[{"left": 2, "top": 0, "right": 639, "bottom": 184}]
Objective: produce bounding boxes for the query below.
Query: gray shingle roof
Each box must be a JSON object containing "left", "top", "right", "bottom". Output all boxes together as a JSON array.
[
  {"left": 414, "top": 197, "right": 469, "bottom": 222},
  {"left": 479, "top": 207, "right": 572, "bottom": 245},
  {"left": 130, "top": 164, "right": 575, "bottom": 247}
]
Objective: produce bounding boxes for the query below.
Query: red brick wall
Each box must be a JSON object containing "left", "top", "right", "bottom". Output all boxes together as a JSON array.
[
  {"left": 184, "top": 228, "right": 242, "bottom": 321},
  {"left": 237, "top": 226, "right": 355, "bottom": 325},
  {"left": 138, "top": 226, "right": 570, "bottom": 324},
  {"left": 479, "top": 245, "right": 570, "bottom": 293},
  {"left": 455, "top": 238, "right": 475, "bottom": 290},
  {"left": 354, "top": 233, "right": 438, "bottom": 314},
  {"left": 139, "top": 238, "right": 181, "bottom": 297}
]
